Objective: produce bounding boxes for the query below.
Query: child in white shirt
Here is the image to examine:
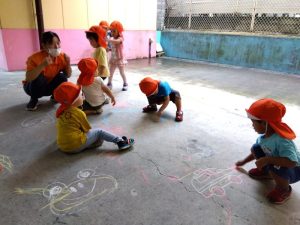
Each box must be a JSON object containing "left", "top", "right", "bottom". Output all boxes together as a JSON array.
[{"left": 77, "top": 58, "right": 115, "bottom": 115}]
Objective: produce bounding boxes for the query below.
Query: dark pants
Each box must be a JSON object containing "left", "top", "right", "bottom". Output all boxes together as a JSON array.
[
  {"left": 23, "top": 72, "right": 67, "bottom": 99},
  {"left": 147, "top": 90, "right": 181, "bottom": 105},
  {"left": 252, "top": 144, "right": 300, "bottom": 183}
]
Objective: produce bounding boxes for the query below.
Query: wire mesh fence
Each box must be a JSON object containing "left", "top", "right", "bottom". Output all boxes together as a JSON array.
[{"left": 159, "top": 0, "right": 300, "bottom": 35}]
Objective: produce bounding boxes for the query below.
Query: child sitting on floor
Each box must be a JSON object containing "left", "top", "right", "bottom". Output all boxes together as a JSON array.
[
  {"left": 236, "top": 98, "right": 300, "bottom": 204},
  {"left": 77, "top": 58, "right": 115, "bottom": 115},
  {"left": 139, "top": 77, "right": 183, "bottom": 122},
  {"left": 54, "top": 82, "right": 134, "bottom": 153}
]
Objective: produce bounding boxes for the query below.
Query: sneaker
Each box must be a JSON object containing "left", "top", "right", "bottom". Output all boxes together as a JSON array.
[
  {"left": 50, "top": 95, "right": 57, "bottom": 104},
  {"left": 26, "top": 98, "right": 38, "bottom": 111},
  {"left": 107, "top": 82, "right": 112, "bottom": 90},
  {"left": 267, "top": 185, "right": 292, "bottom": 204},
  {"left": 143, "top": 105, "right": 157, "bottom": 113},
  {"left": 122, "top": 83, "right": 128, "bottom": 91},
  {"left": 117, "top": 136, "right": 134, "bottom": 150},
  {"left": 248, "top": 168, "right": 272, "bottom": 180},
  {"left": 175, "top": 111, "right": 183, "bottom": 122}
]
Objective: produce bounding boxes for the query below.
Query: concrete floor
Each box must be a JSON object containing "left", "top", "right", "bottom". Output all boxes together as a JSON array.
[{"left": 1, "top": 57, "right": 300, "bottom": 225}]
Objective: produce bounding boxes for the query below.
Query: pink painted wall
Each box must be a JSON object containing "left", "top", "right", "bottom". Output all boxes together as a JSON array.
[
  {"left": 1, "top": 29, "right": 156, "bottom": 71},
  {"left": 123, "top": 31, "right": 156, "bottom": 59},
  {"left": 49, "top": 29, "right": 93, "bottom": 64},
  {"left": 1, "top": 29, "right": 39, "bottom": 71},
  {"left": 0, "top": 30, "right": 8, "bottom": 71}
]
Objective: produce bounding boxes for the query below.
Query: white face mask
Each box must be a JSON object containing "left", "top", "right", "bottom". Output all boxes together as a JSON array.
[{"left": 48, "top": 48, "right": 61, "bottom": 57}]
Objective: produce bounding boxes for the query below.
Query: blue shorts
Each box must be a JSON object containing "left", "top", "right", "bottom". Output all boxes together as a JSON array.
[{"left": 251, "top": 144, "right": 300, "bottom": 184}]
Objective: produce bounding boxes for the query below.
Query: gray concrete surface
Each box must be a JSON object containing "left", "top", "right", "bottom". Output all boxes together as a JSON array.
[{"left": 1, "top": 57, "right": 300, "bottom": 225}]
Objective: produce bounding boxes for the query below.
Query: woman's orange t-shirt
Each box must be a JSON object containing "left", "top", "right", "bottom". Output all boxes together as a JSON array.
[{"left": 26, "top": 51, "right": 67, "bottom": 83}]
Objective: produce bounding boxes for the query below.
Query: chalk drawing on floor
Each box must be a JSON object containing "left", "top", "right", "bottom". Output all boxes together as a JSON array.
[
  {"left": 175, "top": 167, "right": 242, "bottom": 225},
  {"left": 15, "top": 169, "right": 118, "bottom": 215},
  {"left": 289, "top": 213, "right": 300, "bottom": 225},
  {"left": 130, "top": 189, "right": 138, "bottom": 197},
  {"left": 179, "top": 139, "right": 214, "bottom": 161},
  {"left": 0, "top": 154, "right": 13, "bottom": 173},
  {"left": 21, "top": 112, "right": 55, "bottom": 128},
  {"left": 176, "top": 167, "right": 242, "bottom": 198}
]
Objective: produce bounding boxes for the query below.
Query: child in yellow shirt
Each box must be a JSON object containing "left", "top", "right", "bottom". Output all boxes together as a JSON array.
[
  {"left": 85, "top": 26, "right": 110, "bottom": 81},
  {"left": 54, "top": 82, "right": 134, "bottom": 153}
]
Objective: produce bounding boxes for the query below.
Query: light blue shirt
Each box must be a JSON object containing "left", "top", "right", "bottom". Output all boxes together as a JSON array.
[
  {"left": 256, "top": 133, "right": 300, "bottom": 165},
  {"left": 157, "top": 81, "right": 172, "bottom": 97}
]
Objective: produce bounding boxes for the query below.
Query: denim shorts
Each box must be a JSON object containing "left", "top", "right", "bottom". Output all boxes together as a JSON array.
[{"left": 251, "top": 144, "right": 300, "bottom": 184}]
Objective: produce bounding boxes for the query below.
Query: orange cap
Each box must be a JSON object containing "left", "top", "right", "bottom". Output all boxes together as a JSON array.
[
  {"left": 77, "top": 58, "right": 98, "bottom": 86},
  {"left": 110, "top": 21, "right": 124, "bottom": 34},
  {"left": 139, "top": 77, "right": 159, "bottom": 96},
  {"left": 54, "top": 82, "right": 81, "bottom": 118},
  {"left": 99, "top": 20, "right": 109, "bottom": 29},
  {"left": 86, "top": 25, "right": 107, "bottom": 48},
  {"left": 246, "top": 98, "right": 296, "bottom": 139}
]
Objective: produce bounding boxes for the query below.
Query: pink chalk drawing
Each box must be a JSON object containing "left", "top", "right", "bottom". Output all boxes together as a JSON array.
[
  {"left": 114, "top": 101, "right": 130, "bottom": 108},
  {"left": 173, "top": 167, "right": 242, "bottom": 198},
  {"left": 190, "top": 168, "right": 242, "bottom": 198},
  {"left": 100, "top": 126, "right": 124, "bottom": 136}
]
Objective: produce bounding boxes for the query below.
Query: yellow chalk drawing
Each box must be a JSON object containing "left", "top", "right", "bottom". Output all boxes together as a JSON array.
[
  {"left": 0, "top": 154, "right": 13, "bottom": 173},
  {"left": 16, "top": 169, "right": 118, "bottom": 215}
]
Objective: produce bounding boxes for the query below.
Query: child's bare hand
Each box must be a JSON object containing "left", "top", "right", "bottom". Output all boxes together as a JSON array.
[
  {"left": 235, "top": 160, "right": 245, "bottom": 167},
  {"left": 110, "top": 97, "right": 116, "bottom": 106},
  {"left": 152, "top": 111, "right": 161, "bottom": 122}
]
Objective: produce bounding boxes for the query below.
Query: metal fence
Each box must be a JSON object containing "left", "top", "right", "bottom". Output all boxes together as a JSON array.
[{"left": 160, "top": 0, "right": 300, "bottom": 35}]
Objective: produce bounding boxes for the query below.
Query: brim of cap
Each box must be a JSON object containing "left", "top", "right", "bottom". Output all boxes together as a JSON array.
[
  {"left": 72, "top": 87, "right": 82, "bottom": 104},
  {"left": 245, "top": 109, "right": 261, "bottom": 120}
]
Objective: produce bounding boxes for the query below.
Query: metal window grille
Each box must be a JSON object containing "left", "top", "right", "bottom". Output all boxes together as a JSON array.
[{"left": 159, "top": 0, "right": 300, "bottom": 35}]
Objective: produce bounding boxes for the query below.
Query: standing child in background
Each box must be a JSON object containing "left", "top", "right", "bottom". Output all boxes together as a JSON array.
[
  {"left": 99, "top": 20, "right": 112, "bottom": 52},
  {"left": 85, "top": 26, "right": 110, "bottom": 81},
  {"left": 107, "top": 21, "right": 128, "bottom": 91},
  {"left": 139, "top": 77, "right": 183, "bottom": 122},
  {"left": 54, "top": 82, "right": 134, "bottom": 153},
  {"left": 236, "top": 98, "right": 300, "bottom": 204},
  {"left": 77, "top": 58, "right": 116, "bottom": 115}
]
